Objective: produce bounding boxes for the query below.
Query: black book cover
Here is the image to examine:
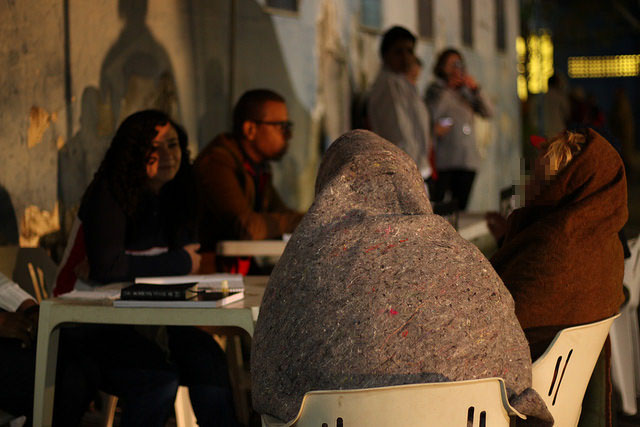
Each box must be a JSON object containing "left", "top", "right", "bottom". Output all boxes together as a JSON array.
[{"left": 120, "top": 282, "right": 197, "bottom": 300}]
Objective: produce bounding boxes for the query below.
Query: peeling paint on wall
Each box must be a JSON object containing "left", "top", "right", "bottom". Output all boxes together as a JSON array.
[
  {"left": 27, "top": 106, "right": 51, "bottom": 148},
  {"left": 56, "top": 135, "right": 65, "bottom": 150},
  {"left": 19, "top": 202, "right": 60, "bottom": 247}
]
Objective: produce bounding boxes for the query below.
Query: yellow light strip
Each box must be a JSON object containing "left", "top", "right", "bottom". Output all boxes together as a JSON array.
[
  {"left": 516, "top": 36, "right": 527, "bottom": 100},
  {"left": 515, "top": 33, "right": 554, "bottom": 100},
  {"left": 568, "top": 55, "right": 640, "bottom": 78}
]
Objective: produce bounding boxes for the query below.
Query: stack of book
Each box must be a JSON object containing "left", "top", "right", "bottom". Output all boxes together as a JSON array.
[{"left": 114, "top": 274, "right": 245, "bottom": 308}]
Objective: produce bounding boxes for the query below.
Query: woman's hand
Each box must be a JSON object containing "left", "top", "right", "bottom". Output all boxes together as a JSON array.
[
  {"left": 434, "top": 122, "right": 453, "bottom": 137},
  {"left": 183, "top": 243, "right": 202, "bottom": 274},
  {"left": 462, "top": 74, "right": 478, "bottom": 91}
]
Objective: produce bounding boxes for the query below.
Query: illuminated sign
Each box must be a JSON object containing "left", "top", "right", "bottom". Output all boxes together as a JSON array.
[
  {"left": 516, "top": 32, "right": 554, "bottom": 100},
  {"left": 568, "top": 55, "right": 640, "bottom": 78}
]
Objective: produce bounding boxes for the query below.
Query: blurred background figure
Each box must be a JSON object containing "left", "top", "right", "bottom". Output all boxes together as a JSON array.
[
  {"left": 610, "top": 88, "right": 638, "bottom": 178},
  {"left": 543, "top": 72, "right": 570, "bottom": 137},
  {"left": 406, "top": 55, "right": 423, "bottom": 87},
  {"left": 367, "top": 26, "right": 432, "bottom": 183},
  {"left": 426, "top": 48, "right": 492, "bottom": 211}
]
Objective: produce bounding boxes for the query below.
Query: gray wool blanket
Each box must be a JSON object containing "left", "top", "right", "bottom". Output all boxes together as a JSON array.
[{"left": 251, "top": 130, "right": 552, "bottom": 425}]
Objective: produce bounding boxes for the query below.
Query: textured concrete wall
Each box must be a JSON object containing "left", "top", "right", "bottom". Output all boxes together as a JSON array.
[
  {"left": 0, "top": 0, "right": 520, "bottom": 246},
  {"left": 0, "top": 0, "right": 65, "bottom": 245}
]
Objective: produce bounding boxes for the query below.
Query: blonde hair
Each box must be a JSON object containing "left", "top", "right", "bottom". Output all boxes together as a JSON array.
[{"left": 542, "top": 131, "right": 586, "bottom": 175}]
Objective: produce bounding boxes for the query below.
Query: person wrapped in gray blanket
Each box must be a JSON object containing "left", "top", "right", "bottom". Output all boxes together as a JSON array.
[{"left": 251, "top": 130, "right": 552, "bottom": 425}]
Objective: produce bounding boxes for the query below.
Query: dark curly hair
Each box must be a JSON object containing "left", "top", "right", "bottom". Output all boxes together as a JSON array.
[
  {"left": 433, "top": 48, "right": 463, "bottom": 80},
  {"left": 86, "top": 110, "right": 197, "bottom": 245}
]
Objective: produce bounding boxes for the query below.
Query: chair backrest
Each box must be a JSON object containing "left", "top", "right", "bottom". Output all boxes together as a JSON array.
[
  {"left": 12, "top": 247, "right": 57, "bottom": 302},
  {"left": 0, "top": 245, "right": 19, "bottom": 278},
  {"left": 624, "top": 237, "right": 640, "bottom": 308},
  {"left": 262, "top": 378, "right": 525, "bottom": 427},
  {"left": 531, "top": 314, "right": 619, "bottom": 427}
]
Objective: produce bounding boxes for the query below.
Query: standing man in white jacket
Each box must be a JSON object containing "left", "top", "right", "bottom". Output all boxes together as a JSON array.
[{"left": 367, "top": 26, "right": 432, "bottom": 183}]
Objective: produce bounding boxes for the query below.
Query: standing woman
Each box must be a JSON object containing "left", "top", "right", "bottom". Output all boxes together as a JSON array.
[
  {"left": 425, "top": 48, "right": 492, "bottom": 210},
  {"left": 55, "top": 110, "right": 235, "bottom": 426}
]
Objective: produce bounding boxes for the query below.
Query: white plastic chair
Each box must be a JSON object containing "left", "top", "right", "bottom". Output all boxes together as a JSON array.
[
  {"left": 261, "top": 377, "right": 526, "bottom": 427},
  {"left": 531, "top": 314, "right": 619, "bottom": 427},
  {"left": 610, "top": 236, "right": 640, "bottom": 415}
]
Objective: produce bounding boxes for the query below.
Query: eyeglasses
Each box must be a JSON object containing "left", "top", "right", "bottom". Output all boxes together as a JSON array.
[{"left": 253, "top": 120, "right": 294, "bottom": 133}]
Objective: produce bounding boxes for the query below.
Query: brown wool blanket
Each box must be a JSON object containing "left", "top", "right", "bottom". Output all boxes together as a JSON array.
[
  {"left": 252, "top": 130, "right": 552, "bottom": 424},
  {"left": 490, "top": 129, "right": 627, "bottom": 354}
]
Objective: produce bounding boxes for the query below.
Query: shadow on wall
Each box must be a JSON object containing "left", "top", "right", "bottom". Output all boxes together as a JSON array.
[
  {"left": 58, "top": 87, "right": 110, "bottom": 225},
  {"left": 58, "top": 0, "right": 181, "bottom": 236},
  {"left": 182, "top": 0, "right": 232, "bottom": 147},
  {"left": 197, "top": 57, "right": 227, "bottom": 146},
  {"left": 0, "top": 185, "right": 19, "bottom": 245},
  {"left": 100, "top": 0, "right": 180, "bottom": 127}
]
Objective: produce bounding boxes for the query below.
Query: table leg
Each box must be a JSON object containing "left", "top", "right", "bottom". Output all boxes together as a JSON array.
[{"left": 33, "top": 303, "right": 59, "bottom": 427}]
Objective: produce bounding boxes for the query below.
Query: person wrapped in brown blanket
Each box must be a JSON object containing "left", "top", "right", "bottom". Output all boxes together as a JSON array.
[
  {"left": 252, "top": 130, "right": 552, "bottom": 425},
  {"left": 490, "top": 128, "right": 627, "bottom": 426},
  {"left": 490, "top": 128, "right": 627, "bottom": 356}
]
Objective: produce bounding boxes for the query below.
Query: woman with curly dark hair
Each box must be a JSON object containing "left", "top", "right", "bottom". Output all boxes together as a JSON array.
[{"left": 55, "top": 110, "right": 236, "bottom": 426}]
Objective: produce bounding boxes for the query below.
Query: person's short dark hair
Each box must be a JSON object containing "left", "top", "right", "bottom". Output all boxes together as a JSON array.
[
  {"left": 232, "top": 89, "right": 286, "bottom": 138},
  {"left": 380, "top": 26, "right": 416, "bottom": 57},
  {"left": 433, "top": 48, "right": 463, "bottom": 80}
]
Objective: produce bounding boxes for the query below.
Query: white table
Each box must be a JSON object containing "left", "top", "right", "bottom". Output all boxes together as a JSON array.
[
  {"left": 33, "top": 276, "right": 269, "bottom": 427},
  {"left": 216, "top": 240, "right": 288, "bottom": 257},
  {"left": 216, "top": 215, "right": 490, "bottom": 259},
  {"left": 458, "top": 212, "right": 490, "bottom": 241}
]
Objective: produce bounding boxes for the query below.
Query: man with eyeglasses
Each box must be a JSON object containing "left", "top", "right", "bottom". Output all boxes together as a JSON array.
[{"left": 194, "top": 89, "right": 303, "bottom": 273}]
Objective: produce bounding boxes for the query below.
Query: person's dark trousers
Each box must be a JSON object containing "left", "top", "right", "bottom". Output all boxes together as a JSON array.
[
  {"left": 78, "top": 324, "right": 179, "bottom": 427},
  {"left": 79, "top": 324, "right": 237, "bottom": 427},
  {"left": 431, "top": 169, "right": 476, "bottom": 211},
  {"left": 107, "top": 367, "right": 179, "bottom": 427},
  {"left": 0, "top": 338, "right": 35, "bottom": 425},
  {"left": 0, "top": 328, "right": 98, "bottom": 427},
  {"left": 168, "top": 326, "right": 237, "bottom": 427}
]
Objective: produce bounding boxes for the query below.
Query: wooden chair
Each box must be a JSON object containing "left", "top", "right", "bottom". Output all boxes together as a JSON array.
[
  {"left": 531, "top": 314, "right": 620, "bottom": 427},
  {"left": 12, "top": 247, "right": 57, "bottom": 302},
  {"left": 0, "top": 246, "right": 57, "bottom": 302},
  {"left": 262, "top": 378, "right": 525, "bottom": 427}
]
